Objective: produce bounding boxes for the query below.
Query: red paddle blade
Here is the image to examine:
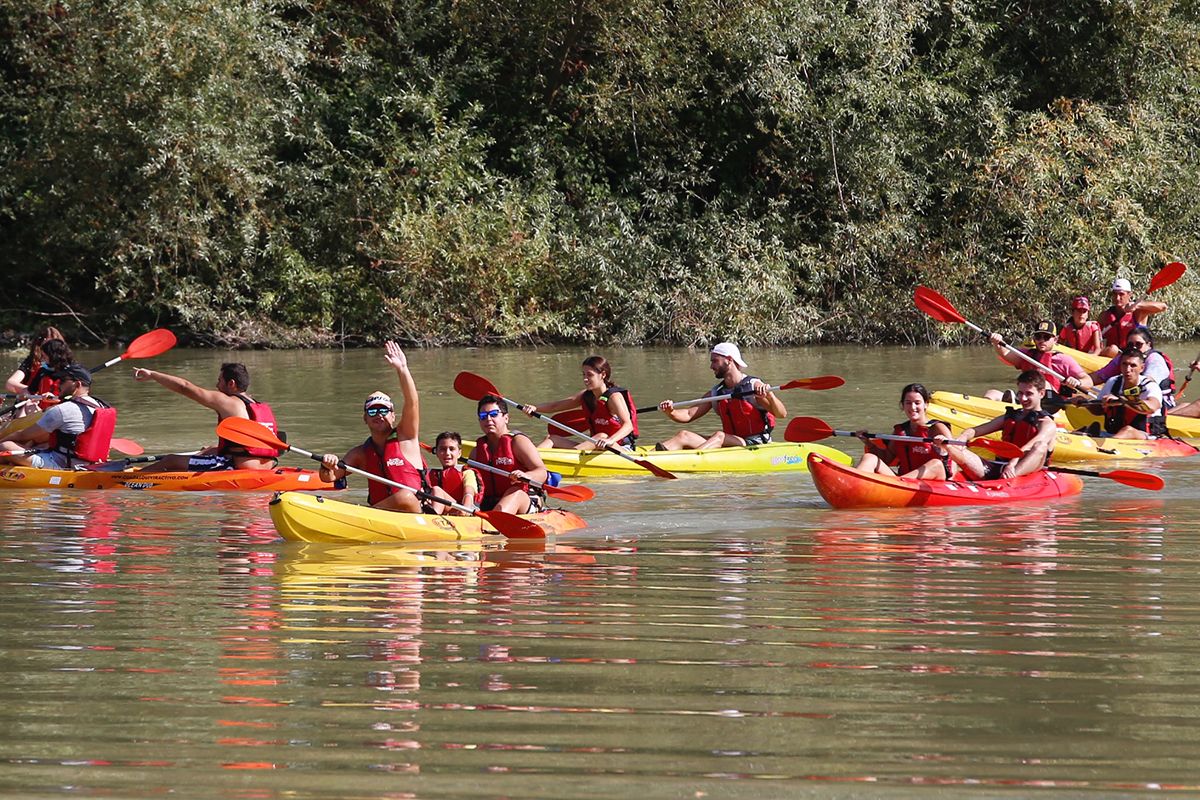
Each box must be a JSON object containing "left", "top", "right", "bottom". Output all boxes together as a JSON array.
[
  {"left": 969, "top": 437, "right": 1022, "bottom": 459},
  {"left": 217, "top": 417, "right": 289, "bottom": 452},
  {"left": 476, "top": 510, "right": 546, "bottom": 538},
  {"left": 123, "top": 328, "right": 177, "bottom": 360},
  {"left": 1148, "top": 261, "right": 1186, "bottom": 294},
  {"left": 453, "top": 371, "right": 501, "bottom": 402},
  {"left": 548, "top": 410, "right": 589, "bottom": 436},
  {"left": 1101, "top": 469, "right": 1164, "bottom": 491},
  {"left": 110, "top": 438, "right": 145, "bottom": 456},
  {"left": 780, "top": 376, "right": 845, "bottom": 391},
  {"left": 545, "top": 483, "right": 595, "bottom": 502},
  {"left": 633, "top": 457, "right": 677, "bottom": 480},
  {"left": 784, "top": 416, "right": 836, "bottom": 443},
  {"left": 914, "top": 286, "right": 966, "bottom": 324}
]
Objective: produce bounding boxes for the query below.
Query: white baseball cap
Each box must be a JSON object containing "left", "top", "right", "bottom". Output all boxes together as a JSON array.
[
  {"left": 1110, "top": 278, "right": 1132, "bottom": 292},
  {"left": 711, "top": 342, "right": 747, "bottom": 368},
  {"left": 363, "top": 391, "right": 394, "bottom": 411}
]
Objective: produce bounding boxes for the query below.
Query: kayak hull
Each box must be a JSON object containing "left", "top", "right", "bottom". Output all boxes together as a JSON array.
[
  {"left": 269, "top": 491, "right": 589, "bottom": 543},
  {"left": 0, "top": 465, "right": 335, "bottom": 492},
  {"left": 465, "top": 441, "right": 852, "bottom": 477},
  {"left": 930, "top": 392, "right": 1198, "bottom": 462},
  {"left": 808, "top": 453, "right": 1084, "bottom": 509}
]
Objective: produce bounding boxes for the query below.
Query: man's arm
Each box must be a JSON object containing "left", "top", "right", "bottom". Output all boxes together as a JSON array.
[
  {"left": 510, "top": 434, "right": 548, "bottom": 485},
  {"left": 386, "top": 343, "right": 420, "bottom": 441},
  {"left": 133, "top": 369, "right": 240, "bottom": 415}
]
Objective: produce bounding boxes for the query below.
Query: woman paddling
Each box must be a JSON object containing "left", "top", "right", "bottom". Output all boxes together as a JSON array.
[
  {"left": 854, "top": 383, "right": 955, "bottom": 480},
  {"left": 5, "top": 330, "right": 72, "bottom": 418},
  {"left": 520, "top": 356, "right": 637, "bottom": 450}
]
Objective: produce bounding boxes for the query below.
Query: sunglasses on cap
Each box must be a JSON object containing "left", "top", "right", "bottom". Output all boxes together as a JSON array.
[
  {"left": 365, "top": 406, "right": 392, "bottom": 417},
  {"left": 478, "top": 409, "right": 504, "bottom": 420}
]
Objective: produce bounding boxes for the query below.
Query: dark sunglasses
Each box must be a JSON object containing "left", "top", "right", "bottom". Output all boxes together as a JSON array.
[
  {"left": 365, "top": 406, "right": 391, "bottom": 417},
  {"left": 478, "top": 409, "right": 504, "bottom": 420},
  {"left": 1032, "top": 332, "right": 1054, "bottom": 340}
]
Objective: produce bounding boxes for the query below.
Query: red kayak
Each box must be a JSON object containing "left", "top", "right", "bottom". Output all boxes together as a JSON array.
[{"left": 807, "top": 453, "right": 1084, "bottom": 509}]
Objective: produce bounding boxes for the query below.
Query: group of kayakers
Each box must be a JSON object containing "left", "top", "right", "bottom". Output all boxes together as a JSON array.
[
  {"left": 0, "top": 331, "right": 785, "bottom": 517},
  {"left": 851, "top": 273, "right": 1196, "bottom": 484}
]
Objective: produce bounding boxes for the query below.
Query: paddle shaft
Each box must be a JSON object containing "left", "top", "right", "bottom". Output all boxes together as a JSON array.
[
  {"left": 462, "top": 455, "right": 551, "bottom": 493},
  {"left": 638, "top": 383, "right": 793, "bottom": 414},
  {"left": 829, "top": 429, "right": 987, "bottom": 448}
]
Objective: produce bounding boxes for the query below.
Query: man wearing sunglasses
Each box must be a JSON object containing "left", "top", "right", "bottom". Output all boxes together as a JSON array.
[
  {"left": 985, "top": 321, "right": 1093, "bottom": 405},
  {"left": 473, "top": 395, "right": 548, "bottom": 514},
  {"left": 319, "top": 342, "right": 446, "bottom": 512}
]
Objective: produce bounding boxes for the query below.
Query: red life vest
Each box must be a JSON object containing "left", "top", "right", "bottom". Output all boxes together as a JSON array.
[
  {"left": 1058, "top": 320, "right": 1099, "bottom": 352},
  {"left": 473, "top": 432, "right": 534, "bottom": 504},
  {"left": 217, "top": 395, "right": 281, "bottom": 459},
  {"left": 711, "top": 376, "right": 774, "bottom": 438},
  {"left": 582, "top": 386, "right": 638, "bottom": 445},
  {"left": 26, "top": 363, "right": 61, "bottom": 397},
  {"left": 890, "top": 420, "right": 949, "bottom": 473},
  {"left": 428, "top": 465, "right": 484, "bottom": 506},
  {"left": 1000, "top": 407, "right": 1054, "bottom": 466},
  {"left": 1098, "top": 306, "right": 1137, "bottom": 349},
  {"left": 1017, "top": 349, "right": 1063, "bottom": 391},
  {"left": 50, "top": 396, "right": 117, "bottom": 463},
  {"left": 361, "top": 434, "right": 427, "bottom": 506}
]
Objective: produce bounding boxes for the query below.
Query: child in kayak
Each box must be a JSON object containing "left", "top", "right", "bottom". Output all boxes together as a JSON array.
[
  {"left": 1058, "top": 296, "right": 1102, "bottom": 355},
  {"left": 519, "top": 355, "right": 637, "bottom": 451},
  {"left": 853, "top": 383, "right": 956, "bottom": 479},
  {"left": 937, "top": 370, "right": 1058, "bottom": 481}
]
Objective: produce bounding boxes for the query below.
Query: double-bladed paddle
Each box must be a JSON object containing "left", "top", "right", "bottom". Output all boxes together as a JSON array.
[
  {"left": 783, "top": 416, "right": 1024, "bottom": 459},
  {"left": 0, "top": 328, "right": 178, "bottom": 418},
  {"left": 634, "top": 376, "right": 845, "bottom": 414},
  {"left": 216, "top": 417, "right": 546, "bottom": 539},
  {"left": 1147, "top": 261, "right": 1187, "bottom": 295},
  {"left": 453, "top": 372, "right": 677, "bottom": 480},
  {"left": 418, "top": 442, "right": 594, "bottom": 503}
]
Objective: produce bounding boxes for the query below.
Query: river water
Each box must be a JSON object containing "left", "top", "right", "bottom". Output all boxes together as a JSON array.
[{"left": 2, "top": 344, "right": 1200, "bottom": 797}]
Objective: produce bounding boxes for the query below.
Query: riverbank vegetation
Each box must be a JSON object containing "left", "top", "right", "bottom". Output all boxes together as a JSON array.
[{"left": 3, "top": 0, "right": 1199, "bottom": 347}]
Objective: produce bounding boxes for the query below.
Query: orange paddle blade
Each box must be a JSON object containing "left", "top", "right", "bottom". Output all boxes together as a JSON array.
[
  {"left": 453, "top": 371, "right": 501, "bottom": 402},
  {"left": 969, "top": 438, "right": 1022, "bottom": 459},
  {"left": 217, "top": 417, "right": 289, "bottom": 452},
  {"left": 475, "top": 510, "right": 547, "bottom": 539},
  {"left": 779, "top": 376, "right": 845, "bottom": 391},
  {"left": 123, "top": 328, "right": 177, "bottom": 360},
  {"left": 914, "top": 286, "right": 966, "bottom": 324},
  {"left": 110, "top": 438, "right": 145, "bottom": 456},
  {"left": 545, "top": 483, "right": 595, "bottom": 502},
  {"left": 784, "top": 416, "right": 836, "bottom": 443},
  {"left": 1148, "top": 261, "right": 1186, "bottom": 294},
  {"left": 1053, "top": 466, "right": 1164, "bottom": 491}
]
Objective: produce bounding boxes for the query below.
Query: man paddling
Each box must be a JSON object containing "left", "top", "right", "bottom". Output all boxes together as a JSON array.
[
  {"left": 0, "top": 364, "right": 116, "bottom": 468},
  {"left": 654, "top": 342, "right": 786, "bottom": 451},
  {"left": 937, "top": 370, "right": 1058, "bottom": 481},
  {"left": 474, "top": 395, "right": 548, "bottom": 514},
  {"left": 1098, "top": 277, "right": 1167, "bottom": 358},
  {"left": 1074, "top": 348, "right": 1164, "bottom": 440},
  {"left": 318, "top": 342, "right": 443, "bottom": 513},
  {"left": 132, "top": 362, "right": 280, "bottom": 472},
  {"left": 985, "top": 321, "right": 1092, "bottom": 405}
]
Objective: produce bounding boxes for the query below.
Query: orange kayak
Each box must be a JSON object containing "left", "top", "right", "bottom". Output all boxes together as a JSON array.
[
  {"left": 0, "top": 465, "right": 336, "bottom": 492},
  {"left": 808, "top": 453, "right": 1084, "bottom": 509}
]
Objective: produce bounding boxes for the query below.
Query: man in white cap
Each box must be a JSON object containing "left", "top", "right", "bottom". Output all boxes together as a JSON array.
[
  {"left": 319, "top": 342, "right": 447, "bottom": 512},
  {"left": 654, "top": 342, "right": 787, "bottom": 450},
  {"left": 1098, "top": 277, "right": 1166, "bottom": 358}
]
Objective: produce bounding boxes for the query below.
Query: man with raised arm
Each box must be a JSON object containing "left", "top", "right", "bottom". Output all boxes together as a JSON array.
[
  {"left": 318, "top": 342, "right": 446, "bottom": 513},
  {"left": 133, "top": 362, "right": 280, "bottom": 472}
]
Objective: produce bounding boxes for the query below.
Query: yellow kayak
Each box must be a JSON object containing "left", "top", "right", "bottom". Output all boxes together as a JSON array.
[
  {"left": 269, "top": 491, "right": 589, "bottom": 543},
  {"left": 463, "top": 440, "right": 851, "bottom": 478},
  {"left": 929, "top": 392, "right": 1198, "bottom": 462}
]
